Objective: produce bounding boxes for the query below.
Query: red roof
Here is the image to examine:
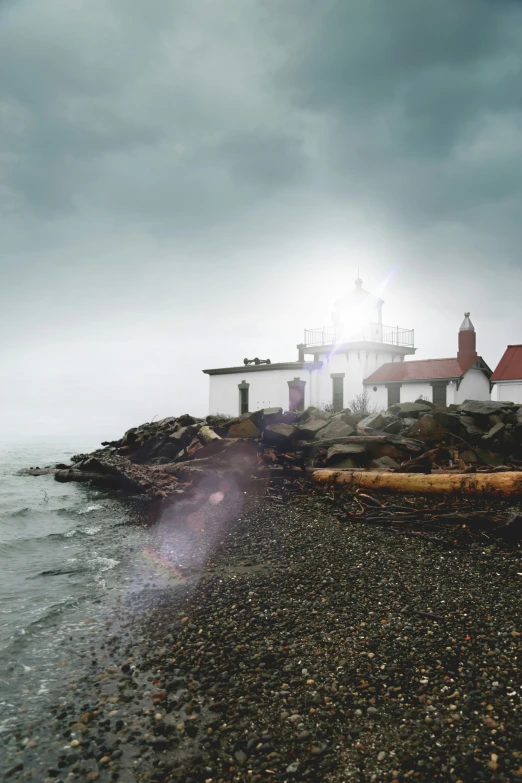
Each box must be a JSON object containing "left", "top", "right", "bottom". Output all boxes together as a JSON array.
[
  {"left": 364, "top": 357, "right": 476, "bottom": 384},
  {"left": 491, "top": 345, "right": 522, "bottom": 381}
]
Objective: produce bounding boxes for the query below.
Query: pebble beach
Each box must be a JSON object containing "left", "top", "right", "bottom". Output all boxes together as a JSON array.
[{"left": 3, "top": 488, "right": 522, "bottom": 783}]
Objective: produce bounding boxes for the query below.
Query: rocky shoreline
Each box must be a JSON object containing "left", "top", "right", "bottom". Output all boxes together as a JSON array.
[
  {"left": 21, "top": 399, "right": 522, "bottom": 509},
  {"left": 7, "top": 400, "right": 522, "bottom": 781},
  {"left": 3, "top": 484, "right": 522, "bottom": 783}
]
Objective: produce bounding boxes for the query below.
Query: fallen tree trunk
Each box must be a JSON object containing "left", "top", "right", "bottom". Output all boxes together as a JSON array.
[
  {"left": 55, "top": 470, "right": 121, "bottom": 488},
  {"left": 311, "top": 468, "right": 522, "bottom": 497}
]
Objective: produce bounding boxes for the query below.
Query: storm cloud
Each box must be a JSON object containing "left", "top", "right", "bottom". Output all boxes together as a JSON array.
[{"left": 1, "top": 0, "right": 521, "bottom": 443}]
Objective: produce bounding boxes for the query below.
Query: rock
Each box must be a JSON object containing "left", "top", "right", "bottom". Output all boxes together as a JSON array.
[
  {"left": 295, "top": 416, "right": 329, "bottom": 439},
  {"left": 474, "top": 448, "right": 505, "bottom": 467},
  {"left": 295, "top": 406, "right": 323, "bottom": 423},
  {"left": 357, "top": 412, "right": 385, "bottom": 430},
  {"left": 177, "top": 413, "right": 197, "bottom": 426},
  {"left": 121, "top": 427, "right": 138, "bottom": 446},
  {"left": 406, "top": 414, "right": 450, "bottom": 444},
  {"left": 332, "top": 410, "right": 361, "bottom": 429},
  {"left": 186, "top": 438, "right": 204, "bottom": 458},
  {"left": 198, "top": 425, "right": 222, "bottom": 444},
  {"left": 381, "top": 419, "right": 404, "bottom": 434},
  {"left": 369, "top": 456, "right": 400, "bottom": 469},
  {"left": 459, "top": 449, "right": 480, "bottom": 463},
  {"left": 326, "top": 443, "right": 366, "bottom": 465},
  {"left": 458, "top": 400, "right": 511, "bottom": 417},
  {"left": 234, "top": 750, "right": 248, "bottom": 765},
  {"left": 389, "top": 401, "right": 433, "bottom": 418},
  {"left": 328, "top": 457, "right": 358, "bottom": 468},
  {"left": 259, "top": 407, "right": 284, "bottom": 427},
  {"left": 227, "top": 419, "right": 261, "bottom": 439},
  {"left": 263, "top": 424, "right": 296, "bottom": 447},
  {"left": 314, "top": 417, "right": 355, "bottom": 440},
  {"left": 459, "top": 415, "right": 486, "bottom": 437},
  {"left": 483, "top": 421, "right": 505, "bottom": 441},
  {"left": 414, "top": 398, "right": 435, "bottom": 408}
]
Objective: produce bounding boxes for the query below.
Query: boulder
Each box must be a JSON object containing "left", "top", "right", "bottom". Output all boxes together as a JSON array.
[
  {"left": 330, "top": 457, "right": 359, "bottom": 469},
  {"left": 367, "top": 444, "right": 405, "bottom": 461},
  {"left": 261, "top": 407, "right": 284, "bottom": 423},
  {"left": 206, "top": 414, "right": 234, "bottom": 427},
  {"left": 458, "top": 400, "right": 511, "bottom": 417},
  {"left": 187, "top": 438, "right": 204, "bottom": 458},
  {"left": 459, "top": 415, "right": 486, "bottom": 438},
  {"left": 414, "top": 398, "right": 435, "bottom": 408},
  {"left": 381, "top": 418, "right": 404, "bottom": 435},
  {"left": 177, "top": 413, "right": 197, "bottom": 427},
  {"left": 333, "top": 410, "right": 362, "bottom": 429},
  {"left": 121, "top": 427, "right": 138, "bottom": 447},
  {"left": 262, "top": 424, "right": 296, "bottom": 448},
  {"left": 314, "top": 417, "right": 355, "bottom": 440},
  {"left": 406, "top": 414, "right": 450, "bottom": 444},
  {"left": 369, "top": 456, "right": 400, "bottom": 469},
  {"left": 227, "top": 419, "right": 261, "bottom": 439},
  {"left": 483, "top": 421, "right": 505, "bottom": 441},
  {"left": 389, "top": 402, "right": 433, "bottom": 418},
  {"left": 295, "top": 406, "right": 323, "bottom": 423},
  {"left": 475, "top": 447, "right": 505, "bottom": 467},
  {"left": 459, "top": 449, "right": 480, "bottom": 464},
  {"left": 154, "top": 416, "right": 177, "bottom": 428},
  {"left": 357, "top": 412, "right": 385, "bottom": 431},
  {"left": 295, "top": 416, "right": 329, "bottom": 440},
  {"left": 198, "top": 425, "right": 222, "bottom": 444},
  {"left": 168, "top": 425, "right": 198, "bottom": 448},
  {"left": 325, "top": 443, "right": 367, "bottom": 464}
]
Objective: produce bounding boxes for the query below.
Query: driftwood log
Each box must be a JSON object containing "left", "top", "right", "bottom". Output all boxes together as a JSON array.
[{"left": 311, "top": 469, "right": 522, "bottom": 497}]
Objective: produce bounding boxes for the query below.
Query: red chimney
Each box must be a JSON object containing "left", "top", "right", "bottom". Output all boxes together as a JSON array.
[{"left": 457, "top": 312, "right": 478, "bottom": 366}]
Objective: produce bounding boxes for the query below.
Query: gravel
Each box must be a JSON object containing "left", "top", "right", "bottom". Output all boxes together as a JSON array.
[{"left": 3, "top": 489, "right": 522, "bottom": 782}]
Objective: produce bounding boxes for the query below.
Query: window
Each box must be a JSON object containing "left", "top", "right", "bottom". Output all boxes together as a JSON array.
[
  {"left": 387, "top": 384, "right": 401, "bottom": 406},
  {"left": 432, "top": 382, "right": 447, "bottom": 405},
  {"left": 238, "top": 381, "right": 249, "bottom": 414},
  {"left": 332, "top": 376, "right": 344, "bottom": 411}
]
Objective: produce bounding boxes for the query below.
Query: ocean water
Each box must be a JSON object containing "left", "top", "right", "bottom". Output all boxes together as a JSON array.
[{"left": 0, "top": 442, "right": 191, "bottom": 734}]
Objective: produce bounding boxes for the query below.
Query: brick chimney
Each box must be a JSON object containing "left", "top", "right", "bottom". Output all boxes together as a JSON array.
[{"left": 457, "top": 312, "right": 478, "bottom": 366}]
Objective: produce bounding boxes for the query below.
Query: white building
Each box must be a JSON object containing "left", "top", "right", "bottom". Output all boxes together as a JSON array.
[
  {"left": 492, "top": 345, "right": 522, "bottom": 403},
  {"left": 363, "top": 313, "right": 492, "bottom": 408},
  {"left": 203, "top": 278, "right": 416, "bottom": 416}
]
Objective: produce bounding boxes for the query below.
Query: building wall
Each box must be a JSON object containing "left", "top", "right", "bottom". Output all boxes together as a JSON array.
[
  {"left": 365, "top": 383, "right": 388, "bottom": 411},
  {"left": 364, "top": 381, "right": 432, "bottom": 411},
  {"left": 315, "top": 347, "right": 404, "bottom": 410},
  {"left": 496, "top": 381, "right": 522, "bottom": 404},
  {"left": 363, "top": 371, "right": 490, "bottom": 412},
  {"left": 455, "top": 368, "right": 491, "bottom": 403},
  {"left": 208, "top": 369, "right": 313, "bottom": 416}
]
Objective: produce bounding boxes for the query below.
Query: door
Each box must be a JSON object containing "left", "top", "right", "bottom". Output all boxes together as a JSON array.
[
  {"left": 332, "top": 376, "right": 344, "bottom": 412},
  {"left": 387, "top": 384, "right": 401, "bottom": 407},
  {"left": 432, "top": 383, "right": 447, "bottom": 405}
]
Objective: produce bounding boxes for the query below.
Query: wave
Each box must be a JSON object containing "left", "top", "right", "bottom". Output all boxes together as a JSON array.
[{"left": 77, "top": 504, "right": 104, "bottom": 515}]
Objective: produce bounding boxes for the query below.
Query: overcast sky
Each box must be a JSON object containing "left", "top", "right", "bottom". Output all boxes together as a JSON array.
[{"left": 1, "top": 0, "right": 521, "bottom": 445}]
